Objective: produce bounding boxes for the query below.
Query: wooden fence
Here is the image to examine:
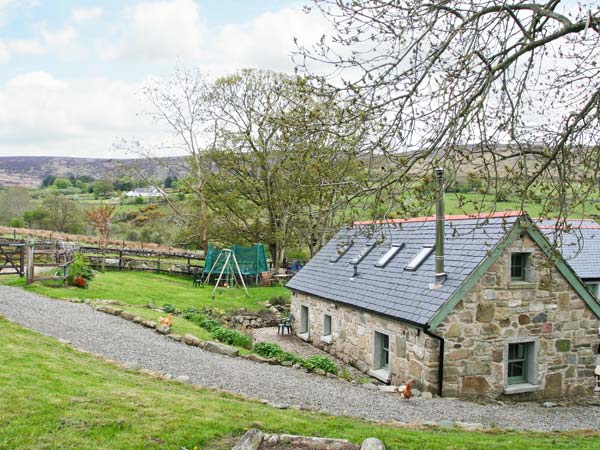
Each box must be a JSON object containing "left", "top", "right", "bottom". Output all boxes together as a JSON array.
[
  {"left": 0, "top": 239, "right": 25, "bottom": 276},
  {"left": 78, "top": 246, "right": 205, "bottom": 276}
]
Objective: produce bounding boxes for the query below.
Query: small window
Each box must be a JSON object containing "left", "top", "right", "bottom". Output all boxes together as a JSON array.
[
  {"left": 586, "top": 282, "right": 599, "bottom": 299},
  {"left": 300, "top": 305, "right": 309, "bottom": 334},
  {"left": 405, "top": 245, "right": 434, "bottom": 271},
  {"left": 508, "top": 342, "right": 528, "bottom": 384},
  {"left": 330, "top": 242, "right": 353, "bottom": 262},
  {"left": 323, "top": 314, "right": 332, "bottom": 337},
  {"left": 350, "top": 243, "right": 376, "bottom": 265},
  {"left": 374, "top": 331, "right": 390, "bottom": 371},
  {"left": 375, "top": 243, "right": 405, "bottom": 268},
  {"left": 510, "top": 253, "right": 529, "bottom": 282}
]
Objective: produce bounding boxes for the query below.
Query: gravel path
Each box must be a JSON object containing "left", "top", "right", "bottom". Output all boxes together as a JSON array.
[{"left": 1, "top": 285, "right": 599, "bottom": 432}]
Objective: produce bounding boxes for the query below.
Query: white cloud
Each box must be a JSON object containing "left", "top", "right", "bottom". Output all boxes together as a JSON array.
[
  {"left": 211, "top": 8, "right": 328, "bottom": 74},
  {"left": 72, "top": 7, "right": 103, "bottom": 22},
  {"left": 101, "top": 0, "right": 205, "bottom": 61},
  {"left": 38, "top": 24, "right": 80, "bottom": 56},
  {"left": 0, "top": 40, "right": 9, "bottom": 62},
  {"left": 0, "top": 72, "right": 162, "bottom": 157},
  {"left": 8, "top": 38, "right": 43, "bottom": 55}
]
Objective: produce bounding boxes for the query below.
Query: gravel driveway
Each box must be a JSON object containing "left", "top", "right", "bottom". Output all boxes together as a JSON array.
[{"left": 0, "top": 285, "right": 599, "bottom": 432}]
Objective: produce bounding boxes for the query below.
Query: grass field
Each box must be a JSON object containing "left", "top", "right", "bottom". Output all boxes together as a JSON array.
[
  {"left": 3, "top": 271, "right": 289, "bottom": 312},
  {"left": 1, "top": 318, "right": 598, "bottom": 450}
]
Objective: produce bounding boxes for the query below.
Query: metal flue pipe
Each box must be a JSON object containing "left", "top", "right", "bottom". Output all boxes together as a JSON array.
[{"left": 434, "top": 167, "right": 447, "bottom": 285}]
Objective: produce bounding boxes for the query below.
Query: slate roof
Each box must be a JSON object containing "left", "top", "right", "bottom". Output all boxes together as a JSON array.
[
  {"left": 540, "top": 220, "right": 600, "bottom": 280},
  {"left": 287, "top": 212, "right": 521, "bottom": 326}
]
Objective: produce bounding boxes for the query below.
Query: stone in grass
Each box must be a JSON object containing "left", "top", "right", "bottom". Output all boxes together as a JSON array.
[
  {"left": 543, "top": 401, "right": 558, "bottom": 408},
  {"left": 132, "top": 316, "right": 143, "bottom": 324},
  {"left": 125, "top": 362, "right": 142, "bottom": 371},
  {"left": 361, "top": 437, "right": 386, "bottom": 450},
  {"left": 175, "top": 375, "right": 190, "bottom": 383},
  {"left": 183, "top": 334, "right": 202, "bottom": 347},
  {"left": 169, "top": 334, "right": 183, "bottom": 342},
  {"left": 241, "top": 353, "right": 272, "bottom": 364},
  {"left": 141, "top": 320, "right": 157, "bottom": 329},
  {"left": 96, "top": 305, "right": 122, "bottom": 316},
  {"left": 120, "top": 311, "right": 135, "bottom": 321},
  {"left": 155, "top": 325, "right": 170, "bottom": 335},
  {"left": 232, "top": 428, "right": 263, "bottom": 450},
  {"left": 203, "top": 341, "right": 239, "bottom": 357},
  {"left": 421, "top": 392, "right": 433, "bottom": 400},
  {"left": 281, "top": 360, "right": 293, "bottom": 367}
]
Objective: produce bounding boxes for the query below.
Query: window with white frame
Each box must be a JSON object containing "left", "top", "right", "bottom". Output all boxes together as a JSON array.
[
  {"left": 374, "top": 331, "right": 390, "bottom": 371},
  {"left": 507, "top": 340, "right": 536, "bottom": 386},
  {"left": 300, "top": 305, "right": 309, "bottom": 334},
  {"left": 323, "top": 314, "right": 332, "bottom": 337}
]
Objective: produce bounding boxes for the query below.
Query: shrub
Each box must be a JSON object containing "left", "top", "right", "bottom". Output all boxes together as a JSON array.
[
  {"left": 162, "top": 304, "right": 180, "bottom": 315},
  {"left": 303, "top": 355, "right": 338, "bottom": 375},
  {"left": 269, "top": 295, "right": 290, "bottom": 306},
  {"left": 278, "top": 351, "right": 303, "bottom": 365},
  {"left": 211, "top": 327, "right": 252, "bottom": 349},
  {"left": 182, "top": 310, "right": 221, "bottom": 333},
  {"left": 67, "top": 253, "right": 93, "bottom": 288},
  {"left": 254, "top": 342, "right": 283, "bottom": 359}
]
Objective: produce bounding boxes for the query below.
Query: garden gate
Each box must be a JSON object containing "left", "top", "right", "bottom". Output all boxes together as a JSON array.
[{"left": 0, "top": 239, "right": 25, "bottom": 277}]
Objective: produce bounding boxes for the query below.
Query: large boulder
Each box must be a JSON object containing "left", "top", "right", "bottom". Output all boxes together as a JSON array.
[
  {"left": 361, "top": 438, "right": 386, "bottom": 450},
  {"left": 183, "top": 334, "right": 202, "bottom": 347},
  {"left": 232, "top": 429, "right": 263, "bottom": 450},
  {"left": 203, "top": 341, "right": 240, "bottom": 357}
]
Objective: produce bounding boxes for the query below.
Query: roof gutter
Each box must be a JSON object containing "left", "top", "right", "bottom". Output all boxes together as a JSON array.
[{"left": 423, "top": 326, "right": 444, "bottom": 398}]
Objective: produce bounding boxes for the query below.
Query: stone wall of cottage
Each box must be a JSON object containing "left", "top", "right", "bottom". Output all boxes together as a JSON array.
[
  {"left": 437, "top": 234, "right": 599, "bottom": 400},
  {"left": 291, "top": 292, "right": 440, "bottom": 391}
]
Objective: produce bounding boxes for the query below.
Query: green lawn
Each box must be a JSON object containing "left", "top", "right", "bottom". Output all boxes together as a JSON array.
[
  {"left": 3, "top": 271, "right": 289, "bottom": 313},
  {"left": 0, "top": 319, "right": 597, "bottom": 450}
]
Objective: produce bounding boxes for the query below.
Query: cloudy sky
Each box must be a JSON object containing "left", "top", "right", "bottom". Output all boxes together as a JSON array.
[{"left": 0, "top": 0, "right": 328, "bottom": 158}]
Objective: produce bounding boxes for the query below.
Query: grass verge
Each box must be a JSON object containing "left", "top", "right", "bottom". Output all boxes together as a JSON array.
[{"left": 0, "top": 318, "right": 599, "bottom": 449}]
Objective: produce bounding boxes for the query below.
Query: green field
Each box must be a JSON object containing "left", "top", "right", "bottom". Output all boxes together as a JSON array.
[
  {"left": 3, "top": 271, "right": 288, "bottom": 312},
  {"left": 1, "top": 318, "right": 598, "bottom": 449}
]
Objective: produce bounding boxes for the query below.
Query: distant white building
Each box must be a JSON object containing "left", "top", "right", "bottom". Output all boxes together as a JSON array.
[{"left": 125, "top": 187, "right": 165, "bottom": 198}]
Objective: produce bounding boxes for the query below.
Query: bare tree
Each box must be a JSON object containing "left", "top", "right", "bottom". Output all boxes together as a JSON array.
[
  {"left": 85, "top": 203, "right": 116, "bottom": 272},
  {"left": 118, "top": 68, "right": 211, "bottom": 252},
  {"left": 298, "top": 1, "right": 600, "bottom": 222}
]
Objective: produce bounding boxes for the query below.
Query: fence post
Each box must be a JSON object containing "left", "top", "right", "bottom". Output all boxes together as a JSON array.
[
  {"left": 118, "top": 249, "right": 123, "bottom": 271},
  {"left": 19, "top": 240, "right": 25, "bottom": 277},
  {"left": 187, "top": 256, "right": 191, "bottom": 274},
  {"left": 26, "top": 240, "right": 34, "bottom": 285},
  {"left": 157, "top": 252, "right": 161, "bottom": 273}
]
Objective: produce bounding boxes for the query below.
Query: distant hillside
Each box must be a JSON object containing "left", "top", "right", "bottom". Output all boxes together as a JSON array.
[{"left": 0, "top": 156, "right": 183, "bottom": 188}]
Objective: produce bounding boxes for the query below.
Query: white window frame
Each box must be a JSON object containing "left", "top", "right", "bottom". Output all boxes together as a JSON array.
[
  {"left": 299, "top": 305, "right": 309, "bottom": 339},
  {"left": 321, "top": 314, "right": 332, "bottom": 344},
  {"left": 503, "top": 338, "right": 540, "bottom": 395}
]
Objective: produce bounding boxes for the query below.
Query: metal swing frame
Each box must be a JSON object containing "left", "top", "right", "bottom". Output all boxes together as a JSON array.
[{"left": 203, "top": 248, "right": 249, "bottom": 299}]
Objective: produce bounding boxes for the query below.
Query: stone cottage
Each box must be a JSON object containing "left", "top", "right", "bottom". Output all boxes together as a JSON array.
[{"left": 287, "top": 208, "right": 600, "bottom": 401}]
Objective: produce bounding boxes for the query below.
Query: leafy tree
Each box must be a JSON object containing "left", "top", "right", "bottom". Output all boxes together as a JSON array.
[
  {"left": 113, "top": 177, "right": 134, "bottom": 192},
  {"left": 42, "top": 195, "right": 83, "bottom": 233},
  {"left": 41, "top": 174, "right": 56, "bottom": 188},
  {"left": 93, "top": 179, "right": 113, "bottom": 198},
  {"left": 299, "top": 1, "right": 600, "bottom": 220},
  {"left": 205, "top": 69, "right": 370, "bottom": 264},
  {"left": 163, "top": 175, "right": 177, "bottom": 188},
  {"left": 22, "top": 208, "right": 48, "bottom": 228},
  {"left": 52, "top": 178, "right": 72, "bottom": 189}
]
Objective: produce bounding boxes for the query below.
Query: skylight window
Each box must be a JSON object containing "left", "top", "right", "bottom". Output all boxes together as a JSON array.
[
  {"left": 330, "top": 242, "right": 353, "bottom": 262},
  {"left": 375, "top": 243, "right": 405, "bottom": 268},
  {"left": 350, "top": 243, "right": 376, "bottom": 265},
  {"left": 405, "top": 245, "right": 434, "bottom": 271}
]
